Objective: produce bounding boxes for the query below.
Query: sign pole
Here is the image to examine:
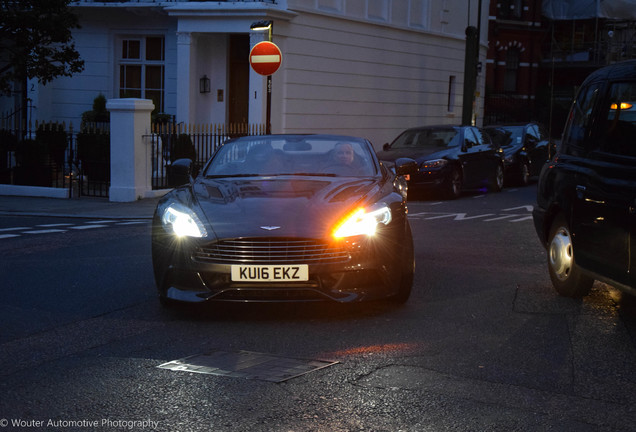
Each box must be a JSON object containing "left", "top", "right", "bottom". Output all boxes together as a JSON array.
[
  {"left": 266, "top": 26, "right": 272, "bottom": 135},
  {"left": 249, "top": 21, "right": 281, "bottom": 135},
  {"left": 266, "top": 74, "right": 272, "bottom": 134}
]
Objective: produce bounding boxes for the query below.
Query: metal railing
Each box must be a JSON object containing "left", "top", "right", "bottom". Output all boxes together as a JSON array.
[
  {"left": 148, "top": 122, "right": 266, "bottom": 190},
  {"left": 72, "top": 0, "right": 276, "bottom": 4},
  {"left": 0, "top": 121, "right": 110, "bottom": 198},
  {"left": 1, "top": 120, "right": 266, "bottom": 195}
]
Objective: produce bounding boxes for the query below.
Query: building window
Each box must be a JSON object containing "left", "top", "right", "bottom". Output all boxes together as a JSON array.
[
  {"left": 119, "top": 36, "right": 165, "bottom": 112},
  {"left": 504, "top": 48, "right": 519, "bottom": 93},
  {"left": 448, "top": 75, "right": 456, "bottom": 112},
  {"left": 498, "top": 0, "right": 523, "bottom": 20}
]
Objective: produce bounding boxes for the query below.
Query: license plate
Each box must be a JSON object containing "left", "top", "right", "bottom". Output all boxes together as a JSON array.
[{"left": 231, "top": 264, "right": 309, "bottom": 282}]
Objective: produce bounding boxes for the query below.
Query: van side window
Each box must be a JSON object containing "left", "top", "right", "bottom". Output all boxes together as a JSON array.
[
  {"left": 598, "top": 81, "right": 636, "bottom": 158},
  {"left": 561, "top": 83, "right": 600, "bottom": 155}
]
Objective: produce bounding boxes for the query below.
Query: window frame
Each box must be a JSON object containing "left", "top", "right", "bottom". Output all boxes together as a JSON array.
[{"left": 116, "top": 35, "right": 166, "bottom": 113}]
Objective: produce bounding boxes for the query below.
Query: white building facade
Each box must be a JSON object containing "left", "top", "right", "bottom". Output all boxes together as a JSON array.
[{"left": 6, "top": 0, "right": 488, "bottom": 148}]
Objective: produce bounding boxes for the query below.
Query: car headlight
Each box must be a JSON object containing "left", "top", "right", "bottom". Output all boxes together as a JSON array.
[
  {"left": 160, "top": 203, "right": 207, "bottom": 238},
  {"left": 332, "top": 205, "right": 392, "bottom": 239},
  {"left": 420, "top": 159, "right": 447, "bottom": 169}
]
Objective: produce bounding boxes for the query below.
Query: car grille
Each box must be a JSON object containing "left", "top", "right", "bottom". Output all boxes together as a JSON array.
[{"left": 193, "top": 238, "right": 350, "bottom": 264}]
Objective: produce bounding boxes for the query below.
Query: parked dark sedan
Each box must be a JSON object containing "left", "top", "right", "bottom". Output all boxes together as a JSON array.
[
  {"left": 484, "top": 123, "right": 551, "bottom": 186},
  {"left": 533, "top": 60, "right": 636, "bottom": 297},
  {"left": 152, "top": 134, "right": 418, "bottom": 305},
  {"left": 376, "top": 125, "right": 504, "bottom": 199}
]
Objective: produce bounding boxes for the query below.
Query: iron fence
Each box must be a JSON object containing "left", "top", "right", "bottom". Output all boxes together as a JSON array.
[
  {"left": 0, "top": 120, "right": 265, "bottom": 196},
  {"left": 148, "top": 122, "right": 266, "bottom": 190},
  {"left": 0, "top": 121, "right": 110, "bottom": 198}
]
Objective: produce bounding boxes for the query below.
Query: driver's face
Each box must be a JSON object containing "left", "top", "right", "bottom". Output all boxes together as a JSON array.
[{"left": 335, "top": 144, "right": 354, "bottom": 165}]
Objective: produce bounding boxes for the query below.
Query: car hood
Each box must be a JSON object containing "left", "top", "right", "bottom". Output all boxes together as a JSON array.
[
  {"left": 377, "top": 147, "right": 454, "bottom": 163},
  {"left": 188, "top": 176, "right": 384, "bottom": 240}
]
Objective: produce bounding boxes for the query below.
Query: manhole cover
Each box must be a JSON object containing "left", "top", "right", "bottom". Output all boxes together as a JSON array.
[{"left": 158, "top": 350, "right": 339, "bottom": 382}]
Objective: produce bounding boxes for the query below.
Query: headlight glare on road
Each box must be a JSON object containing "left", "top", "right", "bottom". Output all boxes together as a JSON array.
[
  {"left": 332, "top": 205, "right": 392, "bottom": 239},
  {"left": 161, "top": 203, "right": 207, "bottom": 238}
]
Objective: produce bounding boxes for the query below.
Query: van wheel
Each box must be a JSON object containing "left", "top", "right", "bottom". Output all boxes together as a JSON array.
[{"left": 547, "top": 215, "right": 593, "bottom": 297}]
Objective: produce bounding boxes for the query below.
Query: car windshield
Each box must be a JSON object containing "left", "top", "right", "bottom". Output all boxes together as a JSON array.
[
  {"left": 390, "top": 128, "right": 459, "bottom": 149},
  {"left": 203, "top": 136, "right": 377, "bottom": 177},
  {"left": 488, "top": 126, "right": 524, "bottom": 147}
]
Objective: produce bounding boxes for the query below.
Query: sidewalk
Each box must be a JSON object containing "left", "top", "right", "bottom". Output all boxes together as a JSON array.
[{"left": 0, "top": 195, "right": 163, "bottom": 219}]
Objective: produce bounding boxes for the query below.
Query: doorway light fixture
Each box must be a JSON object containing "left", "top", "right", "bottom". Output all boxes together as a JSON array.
[{"left": 199, "top": 75, "right": 210, "bottom": 94}]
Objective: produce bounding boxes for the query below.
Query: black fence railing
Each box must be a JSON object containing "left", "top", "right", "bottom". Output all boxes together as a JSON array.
[
  {"left": 1, "top": 120, "right": 265, "bottom": 196},
  {"left": 72, "top": 0, "right": 276, "bottom": 3},
  {"left": 0, "top": 122, "right": 110, "bottom": 198},
  {"left": 148, "top": 122, "right": 266, "bottom": 190}
]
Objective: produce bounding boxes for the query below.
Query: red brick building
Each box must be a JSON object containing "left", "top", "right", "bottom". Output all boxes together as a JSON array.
[
  {"left": 485, "top": 0, "right": 636, "bottom": 136},
  {"left": 484, "top": 0, "right": 548, "bottom": 126}
]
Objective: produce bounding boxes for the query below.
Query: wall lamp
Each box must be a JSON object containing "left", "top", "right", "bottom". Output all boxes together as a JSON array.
[
  {"left": 250, "top": 20, "right": 273, "bottom": 42},
  {"left": 199, "top": 75, "right": 210, "bottom": 94}
]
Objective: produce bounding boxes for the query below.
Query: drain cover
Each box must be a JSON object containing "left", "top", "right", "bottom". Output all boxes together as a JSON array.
[{"left": 158, "top": 350, "right": 339, "bottom": 383}]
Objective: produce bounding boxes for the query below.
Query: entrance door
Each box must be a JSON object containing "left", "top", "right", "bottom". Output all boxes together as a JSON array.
[{"left": 228, "top": 34, "right": 250, "bottom": 124}]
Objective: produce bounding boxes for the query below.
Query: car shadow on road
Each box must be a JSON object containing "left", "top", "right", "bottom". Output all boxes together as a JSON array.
[{"left": 159, "top": 299, "right": 404, "bottom": 322}]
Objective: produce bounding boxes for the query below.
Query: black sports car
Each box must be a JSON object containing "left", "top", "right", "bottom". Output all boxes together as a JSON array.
[
  {"left": 377, "top": 125, "right": 504, "bottom": 199},
  {"left": 151, "top": 134, "right": 418, "bottom": 305}
]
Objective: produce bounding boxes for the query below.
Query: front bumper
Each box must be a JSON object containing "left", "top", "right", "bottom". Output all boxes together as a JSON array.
[
  {"left": 152, "top": 227, "right": 406, "bottom": 303},
  {"left": 406, "top": 168, "right": 448, "bottom": 190}
]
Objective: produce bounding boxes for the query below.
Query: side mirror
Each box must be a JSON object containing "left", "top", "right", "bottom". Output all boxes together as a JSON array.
[
  {"left": 168, "top": 158, "right": 193, "bottom": 187},
  {"left": 382, "top": 142, "right": 391, "bottom": 151},
  {"left": 394, "top": 157, "right": 418, "bottom": 176}
]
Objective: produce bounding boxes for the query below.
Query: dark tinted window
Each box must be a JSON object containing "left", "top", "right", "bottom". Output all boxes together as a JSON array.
[
  {"left": 562, "top": 83, "right": 601, "bottom": 155},
  {"left": 597, "top": 81, "right": 636, "bottom": 158}
]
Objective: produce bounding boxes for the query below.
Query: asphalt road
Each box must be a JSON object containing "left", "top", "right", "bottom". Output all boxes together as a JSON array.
[{"left": 0, "top": 185, "right": 635, "bottom": 431}]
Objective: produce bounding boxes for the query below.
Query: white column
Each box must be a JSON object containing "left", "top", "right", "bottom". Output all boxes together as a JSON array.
[
  {"left": 176, "top": 32, "right": 195, "bottom": 124},
  {"left": 106, "top": 98, "right": 155, "bottom": 202}
]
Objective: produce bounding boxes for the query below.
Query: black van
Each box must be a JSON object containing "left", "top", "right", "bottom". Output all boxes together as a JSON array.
[{"left": 532, "top": 60, "right": 636, "bottom": 297}]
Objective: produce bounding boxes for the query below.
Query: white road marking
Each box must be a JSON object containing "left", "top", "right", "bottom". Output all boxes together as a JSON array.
[
  {"left": 408, "top": 204, "right": 534, "bottom": 223},
  {"left": 37, "top": 223, "right": 73, "bottom": 227},
  {"left": 483, "top": 214, "right": 524, "bottom": 222},
  {"left": 510, "top": 216, "right": 534, "bottom": 222},
  {"left": 0, "top": 234, "right": 20, "bottom": 239},
  {"left": 411, "top": 212, "right": 495, "bottom": 221},
  {"left": 503, "top": 205, "right": 534, "bottom": 212},
  {"left": 23, "top": 229, "right": 67, "bottom": 234},
  {"left": 0, "top": 219, "right": 149, "bottom": 240},
  {"left": 69, "top": 224, "right": 109, "bottom": 230}
]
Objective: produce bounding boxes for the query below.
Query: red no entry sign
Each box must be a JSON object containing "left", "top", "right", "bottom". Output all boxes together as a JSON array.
[{"left": 249, "top": 41, "right": 282, "bottom": 76}]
